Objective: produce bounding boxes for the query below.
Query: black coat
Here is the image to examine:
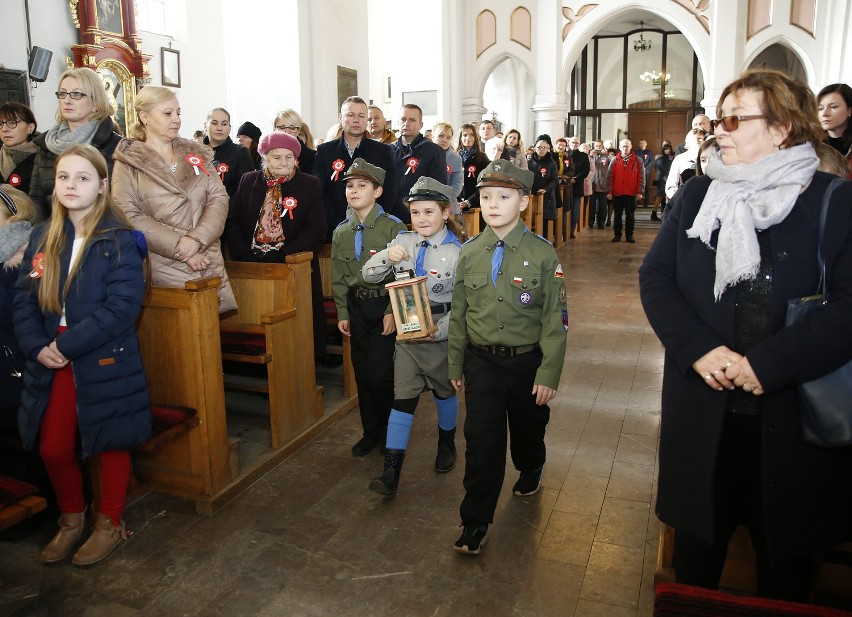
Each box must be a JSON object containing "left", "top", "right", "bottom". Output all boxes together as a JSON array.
[
  {"left": 28, "top": 117, "right": 121, "bottom": 219},
  {"left": 458, "top": 149, "right": 490, "bottom": 209},
  {"left": 312, "top": 136, "right": 397, "bottom": 242},
  {"left": 204, "top": 136, "right": 254, "bottom": 199},
  {"left": 224, "top": 169, "right": 326, "bottom": 262},
  {"left": 0, "top": 148, "right": 36, "bottom": 195},
  {"left": 0, "top": 264, "right": 23, "bottom": 412},
  {"left": 529, "top": 154, "right": 559, "bottom": 220},
  {"left": 298, "top": 146, "right": 316, "bottom": 176},
  {"left": 391, "top": 134, "right": 448, "bottom": 224},
  {"left": 639, "top": 172, "right": 852, "bottom": 563}
]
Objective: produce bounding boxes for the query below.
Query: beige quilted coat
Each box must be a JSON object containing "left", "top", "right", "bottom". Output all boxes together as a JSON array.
[{"left": 111, "top": 137, "right": 236, "bottom": 312}]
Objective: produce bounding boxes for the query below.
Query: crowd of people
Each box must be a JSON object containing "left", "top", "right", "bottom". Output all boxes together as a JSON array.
[{"left": 1, "top": 66, "right": 851, "bottom": 597}]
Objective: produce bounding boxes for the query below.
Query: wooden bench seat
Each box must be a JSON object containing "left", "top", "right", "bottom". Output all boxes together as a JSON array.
[
  {"left": 221, "top": 256, "right": 323, "bottom": 449},
  {"left": 0, "top": 475, "right": 47, "bottom": 533},
  {"left": 318, "top": 245, "right": 356, "bottom": 399}
]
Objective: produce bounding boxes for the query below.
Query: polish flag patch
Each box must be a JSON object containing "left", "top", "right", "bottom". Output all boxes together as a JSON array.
[
  {"left": 554, "top": 264, "right": 564, "bottom": 279},
  {"left": 513, "top": 276, "right": 523, "bottom": 284}
]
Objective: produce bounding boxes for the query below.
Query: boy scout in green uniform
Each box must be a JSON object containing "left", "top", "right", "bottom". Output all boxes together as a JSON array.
[
  {"left": 448, "top": 159, "right": 568, "bottom": 555},
  {"left": 331, "top": 158, "right": 407, "bottom": 456}
]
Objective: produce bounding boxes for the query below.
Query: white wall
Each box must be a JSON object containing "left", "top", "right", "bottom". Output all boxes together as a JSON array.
[
  {"left": 0, "top": 0, "right": 79, "bottom": 130},
  {"left": 367, "top": 0, "right": 444, "bottom": 133},
  {"left": 220, "top": 0, "right": 300, "bottom": 138}
]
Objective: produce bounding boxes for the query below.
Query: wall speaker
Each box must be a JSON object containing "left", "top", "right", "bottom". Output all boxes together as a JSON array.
[{"left": 28, "top": 47, "right": 53, "bottom": 83}]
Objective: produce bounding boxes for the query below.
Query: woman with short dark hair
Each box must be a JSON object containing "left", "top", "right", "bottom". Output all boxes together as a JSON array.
[{"left": 0, "top": 102, "right": 38, "bottom": 195}]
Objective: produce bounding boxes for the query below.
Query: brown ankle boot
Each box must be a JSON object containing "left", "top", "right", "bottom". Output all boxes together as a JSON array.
[
  {"left": 41, "top": 511, "right": 86, "bottom": 563},
  {"left": 71, "top": 514, "right": 126, "bottom": 566}
]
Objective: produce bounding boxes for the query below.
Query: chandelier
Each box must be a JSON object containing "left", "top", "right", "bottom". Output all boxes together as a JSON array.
[
  {"left": 633, "top": 21, "right": 651, "bottom": 52},
  {"left": 639, "top": 70, "right": 670, "bottom": 85}
]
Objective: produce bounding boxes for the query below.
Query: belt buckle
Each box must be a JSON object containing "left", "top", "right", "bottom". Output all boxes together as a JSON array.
[
  {"left": 495, "top": 345, "right": 510, "bottom": 357},
  {"left": 356, "top": 288, "right": 369, "bottom": 299}
]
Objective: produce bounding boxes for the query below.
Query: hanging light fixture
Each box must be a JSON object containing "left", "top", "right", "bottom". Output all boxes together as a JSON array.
[{"left": 633, "top": 21, "right": 651, "bottom": 52}]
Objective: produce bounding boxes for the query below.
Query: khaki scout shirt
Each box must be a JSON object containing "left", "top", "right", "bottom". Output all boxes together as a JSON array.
[
  {"left": 362, "top": 226, "right": 462, "bottom": 341},
  {"left": 331, "top": 204, "right": 407, "bottom": 321},
  {"left": 448, "top": 220, "right": 567, "bottom": 389}
]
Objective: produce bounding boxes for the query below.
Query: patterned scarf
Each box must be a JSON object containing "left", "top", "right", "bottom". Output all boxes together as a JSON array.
[
  {"left": 0, "top": 142, "right": 38, "bottom": 179},
  {"left": 686, "top": 143, "right": 819, "bottom": 301},
  {"left": 251, "top": 169, "right": 293, "bottom": 253}
]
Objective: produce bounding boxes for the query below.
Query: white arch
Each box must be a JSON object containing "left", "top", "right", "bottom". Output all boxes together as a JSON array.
[
  {"left": 743, "top": 36, "right": 816, "bottom": 87},
  {"left": 472, "top": 50, "right": 536, "bottom": 101},
  {"left": 559, "top": 2, "right": 711, "bottom": 97}
]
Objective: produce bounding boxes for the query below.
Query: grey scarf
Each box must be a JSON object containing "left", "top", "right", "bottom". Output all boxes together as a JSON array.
[
  {"left": 43, "top": 119, "right": 100, "bottom": 156},
  {"left": 0, "top": 220, "right": 32, "bottom": 264},
  {"left": 686, "top": 143, "right": 819, "bottom": 301}
]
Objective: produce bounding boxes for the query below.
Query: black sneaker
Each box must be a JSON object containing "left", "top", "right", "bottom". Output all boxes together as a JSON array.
[
  {"left": 611, "top": 237, "right": 621, "bottom": 243},
  {"left": 512, "top": 466, "right": 543, "bottom": 496},
  {"left": 454, "top": 523, "right": 489, "bottom": 555},
  {"left": 351, "top": 436, "right": 380, "bottom": 457}
]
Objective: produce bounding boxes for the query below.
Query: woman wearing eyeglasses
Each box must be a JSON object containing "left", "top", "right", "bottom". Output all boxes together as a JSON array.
[
  {"left": 272, "top": 109, "right": 315, "bottom": 174},
  {"left": 640, "top": 69, "right": 852, "bottom": 601},
  {"left": 0, "top": 103, "right": 38, "bottom": 196},
  {"left": 28, "top": 68, "right": 121, "bottom": 219}
]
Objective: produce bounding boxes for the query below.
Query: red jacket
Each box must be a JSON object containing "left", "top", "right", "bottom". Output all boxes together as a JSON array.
[{"left": 606, "top": 153, "right": 645, "bottom": 197}]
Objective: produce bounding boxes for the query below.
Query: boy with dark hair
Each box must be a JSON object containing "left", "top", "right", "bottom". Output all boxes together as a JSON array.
[
  {"left": 448, "top": 160, "right": 568, "bottom": 555},
  {"left": 331, "top": 158, "right": 407, "bottom": 456}
]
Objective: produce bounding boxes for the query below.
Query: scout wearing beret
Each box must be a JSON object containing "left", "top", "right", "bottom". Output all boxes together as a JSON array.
[
  {"left": 448, "top": 159, "right": 568, "bottom": 555},
  {"left": 331, "top": 157, "right": 406, "bottom": 457},
  {"left": 363, "top": 177, "right": 464, "bottom": 494}
]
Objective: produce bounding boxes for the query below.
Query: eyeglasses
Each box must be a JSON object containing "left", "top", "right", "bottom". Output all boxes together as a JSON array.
[
  {"left": 275, "top": 124, "right": 300, "bottom": 132},
  {"left": 0, "top": 120, "right": 20, "bottom": 129},
  {"left": 55, "top": 91, "right": 87, "bottom": 100},
  {"left": 711, "top": 115, "right": 767, "bottom": 132}
]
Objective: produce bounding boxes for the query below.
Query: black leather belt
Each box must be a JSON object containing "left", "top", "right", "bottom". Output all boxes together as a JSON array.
[
  {"left": 468, "top": 340, "right": 539, "bottom": 357},
  {"left": 350, "top": 287, "right": 389, "bottom": 299},
  {"left": 430, "top": 302, "right": 451, "bottom": 315}
]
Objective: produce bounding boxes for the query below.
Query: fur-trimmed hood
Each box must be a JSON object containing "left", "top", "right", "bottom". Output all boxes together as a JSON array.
[{"left": 113, "top": 137, "right": 217, "bottom": 197}]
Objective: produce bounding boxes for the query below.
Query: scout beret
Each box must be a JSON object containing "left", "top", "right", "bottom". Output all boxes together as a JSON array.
[
  {"left": 476, "top": 159, "right": 534, "bottom": 193},
  {"left": 258, "top": 132, "right": 301, "bottom": 158},
  {"left": 342, "top": 157, "right": 385, "bottom": 186},
  {"left": 405, "top": 176, "right": 453, "bottom": 203}
]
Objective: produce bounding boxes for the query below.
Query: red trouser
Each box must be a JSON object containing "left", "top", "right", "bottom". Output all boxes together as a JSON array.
[{"left": 39, "top": 354, "right": 129, "bottom": 527}]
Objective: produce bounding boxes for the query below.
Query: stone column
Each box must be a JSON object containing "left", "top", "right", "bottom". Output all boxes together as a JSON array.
[
  {"left": 461, "top": 98, "right": 488, "bottom": 125},
  {"left": 532, "top": 101, "right": 570, "bottom": 141},
  {"left": 701, "top": 1, "right": 748, "bottom": 116}
]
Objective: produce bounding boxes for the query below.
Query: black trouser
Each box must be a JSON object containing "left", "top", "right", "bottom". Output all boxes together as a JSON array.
[
  {"left": 348, "top": 292, "right": 395, "bottom": 441},
  {"left": 310, "top": 258, "right": 326, "bottom": 361},
  {"left": 612, "top": 195, "right": 636, "bottom": 239},
  {"left": 592, "top": 192, "right": 608, "bottom": 227},
  {"left": 459, "top": 345, "right": 549, "bottom": 525},
  {"left": 673, "top": 413, "right": 815, "bottom": 602}
]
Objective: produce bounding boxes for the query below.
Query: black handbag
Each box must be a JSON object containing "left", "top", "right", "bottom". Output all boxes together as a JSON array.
[{"left": 785, "top": 177, "right": 852, "bottom": 447}]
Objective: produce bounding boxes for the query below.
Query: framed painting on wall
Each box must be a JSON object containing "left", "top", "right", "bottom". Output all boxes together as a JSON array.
[
  {"left": 161, "top": 48, "right": 181, "bottom": 88},
  {"left": 95, "top": 0, "right": 124, "bottom": 35}
]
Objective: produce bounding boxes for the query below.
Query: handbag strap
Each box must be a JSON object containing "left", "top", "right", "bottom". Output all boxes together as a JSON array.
[{"left": 816, "top": 177, "right": 845, "bottom": 301}]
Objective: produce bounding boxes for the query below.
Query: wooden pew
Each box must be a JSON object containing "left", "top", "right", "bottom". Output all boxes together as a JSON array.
[
  {"left": 221, "top": 255, "right": 323, "bottom": 448},
  {"left": 0, "top": 476, "right": 46, "bottom": 532},
  {"left": 133, "top": 277, "right": 233, "bottom": 508},
  {"left": 462, "top": 209, "right": 481, "bottom": 239},
  {"left": 318, "top": 245, "right": 357, "bottom": 399}
]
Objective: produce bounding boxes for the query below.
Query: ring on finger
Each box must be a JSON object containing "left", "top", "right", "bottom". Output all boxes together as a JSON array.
[
  {"left": 704, "top": 374, "right": 712, "bottom": 380},
  {"left": 744, "top": 385, "right": 753, "bottom": 392},
  {"left": 712, "top": 370, "right": 720, "bottom": 376},
  {"left": 725, "top": 361, "right": 732, "bottom": 368}
]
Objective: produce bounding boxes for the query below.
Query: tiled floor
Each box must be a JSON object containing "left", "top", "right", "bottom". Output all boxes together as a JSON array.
[{"left": 0, "top": 214, "right": 666, "bottom": 617}]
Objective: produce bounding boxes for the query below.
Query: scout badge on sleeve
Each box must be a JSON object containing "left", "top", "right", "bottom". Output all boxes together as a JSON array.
[
  {"left": 405, "top": 158, "right": 419, "bottom": 175},
  {"left": 331, "top": 159, "right": 345, "bottom": 181},
  {"left": 554, "top": 264, "right": 564, "bottom": 279},
  {"left": 216, "top": 163, "right": 229, "bottom": 181},
  {"left": 185, "top": 154, "right": 210, "bottom": 176}
]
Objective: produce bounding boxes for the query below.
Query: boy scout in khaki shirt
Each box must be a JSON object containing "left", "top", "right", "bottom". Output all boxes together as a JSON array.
[
  {"left": 448, "top": 160, "right": 568, "bottom": 555},
  {"left": 331, "top": 158, "right": 407, "bottom": 456}
]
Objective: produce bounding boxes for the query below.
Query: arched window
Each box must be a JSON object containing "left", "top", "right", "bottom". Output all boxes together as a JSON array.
[
  {"left": 476, "top": 10, "right": 497, "bottom": 58},
  {"left": 510, "top": 7, "right": 531, "bottom": 50}
]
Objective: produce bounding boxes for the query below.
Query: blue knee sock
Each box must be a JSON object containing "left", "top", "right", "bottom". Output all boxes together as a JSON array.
[
  {"left": 434, "top": 395, "right": 458, "bottom": 431},
  {"left": 386, "top": 409, "right": 413, "bottom": 450}
]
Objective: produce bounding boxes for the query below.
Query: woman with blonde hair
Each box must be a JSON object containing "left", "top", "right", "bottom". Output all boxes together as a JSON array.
[
  {"left": 111, "top": 85, "right": 236, "bottom": 312},
  {"left": 29, "top": 67, "right": 121, "bottom": 218},
  {"left": 273, "top": 109, "right": 315, "bottom": 173}
]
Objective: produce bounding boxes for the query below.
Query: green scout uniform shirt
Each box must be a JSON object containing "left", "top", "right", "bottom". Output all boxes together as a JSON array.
[
  {"left": 331, "top": 204, "right": 407, "bottom": 321},
  {"left": 448, "top": 220, "right": 568, "bottom": 389}
]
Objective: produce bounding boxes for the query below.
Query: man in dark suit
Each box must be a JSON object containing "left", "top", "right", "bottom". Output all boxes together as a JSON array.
[
  {"left": 390, "top": 104, "right": 448, "bottom": 224},
  {"left": 567, "top": 136, "right": 590, "bottom": 238},
  {"left": 313, "top": 96, "right": 397, "bottom": 241}
]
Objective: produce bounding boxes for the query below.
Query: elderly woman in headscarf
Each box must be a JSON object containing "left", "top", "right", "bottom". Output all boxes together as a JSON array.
[{"left": 224, "top": 132, "right": 327, "bottom": 363}]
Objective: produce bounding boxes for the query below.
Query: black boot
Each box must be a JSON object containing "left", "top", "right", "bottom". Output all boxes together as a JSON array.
[
  {"left": 435, "top": 428, "right": 457, "bottom": 473},
  {"left": 369, "top": 449, "right": 405, "bottom": 494}
]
